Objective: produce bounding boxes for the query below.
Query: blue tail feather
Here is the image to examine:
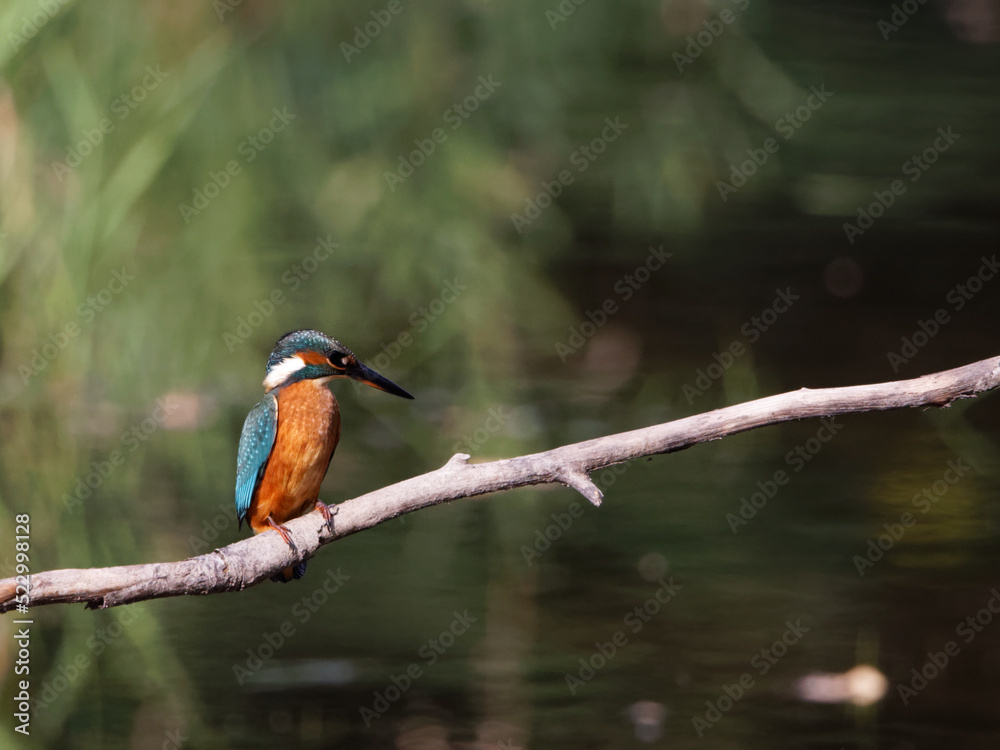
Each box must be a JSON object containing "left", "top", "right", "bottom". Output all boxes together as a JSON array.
[{"left": 271, "top": 559, "right": 308, "bottom": 583}]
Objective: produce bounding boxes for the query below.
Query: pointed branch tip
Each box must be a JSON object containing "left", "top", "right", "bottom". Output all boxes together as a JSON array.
[{"left": 561, "top": 468, "right": 603, "bottom": 507}]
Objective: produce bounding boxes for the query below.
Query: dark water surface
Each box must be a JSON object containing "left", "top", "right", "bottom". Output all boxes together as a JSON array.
[{"left": 30, "top": 374, "right": 1000, "bottom": 749}]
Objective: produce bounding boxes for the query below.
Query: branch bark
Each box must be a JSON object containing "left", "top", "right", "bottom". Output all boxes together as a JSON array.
[{"left": 3, "top": 354, "right": 998, "bottom": 613}]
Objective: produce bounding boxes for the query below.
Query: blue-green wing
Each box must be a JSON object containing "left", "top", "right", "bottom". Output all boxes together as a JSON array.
[{"left": 236, "top": 394, "right": 278, "bottom": 526}]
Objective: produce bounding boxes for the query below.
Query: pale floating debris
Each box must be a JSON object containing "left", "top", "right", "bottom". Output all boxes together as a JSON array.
[
  {"left": 794, "top": 664, "right": 888, "bottom": 706},
  {"left": 628, "top": 700, "right": 668, "bottom": 742}
]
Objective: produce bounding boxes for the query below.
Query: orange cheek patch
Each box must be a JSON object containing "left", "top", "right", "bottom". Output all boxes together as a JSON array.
[{"left": 298, "top": 350, "right": 330, "bottom": 365}]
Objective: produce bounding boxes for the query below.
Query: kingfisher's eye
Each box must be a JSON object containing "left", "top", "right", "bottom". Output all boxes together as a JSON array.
[{"left": 328, "top": 355, "right": 346, "bottom": 369}]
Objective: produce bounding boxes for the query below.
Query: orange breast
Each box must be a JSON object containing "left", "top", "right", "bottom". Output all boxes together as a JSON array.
[{"left": 248, "top": 380, "right": 341, "bottom": 533}]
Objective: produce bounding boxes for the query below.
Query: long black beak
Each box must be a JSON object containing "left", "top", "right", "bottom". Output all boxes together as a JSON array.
[{"left": 349, "top": 361, "right": 414, "bottom": 399}]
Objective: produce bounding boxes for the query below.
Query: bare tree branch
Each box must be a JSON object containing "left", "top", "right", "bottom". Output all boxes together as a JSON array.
[{"left": 3, "top": 354, "right": 998, "bottom": 613}]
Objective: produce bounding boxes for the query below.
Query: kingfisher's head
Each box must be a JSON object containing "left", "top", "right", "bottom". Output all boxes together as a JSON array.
[{"left": 262, "top": 329, "right": 414, "bottom": 399}]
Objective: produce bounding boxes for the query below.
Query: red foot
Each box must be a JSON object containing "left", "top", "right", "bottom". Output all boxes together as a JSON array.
[
  {"left": 266, "top": 517, "right": 297, "bottom": 551},
  {"left": 316, "top": 501, "right": 337, "bottom": 534}
]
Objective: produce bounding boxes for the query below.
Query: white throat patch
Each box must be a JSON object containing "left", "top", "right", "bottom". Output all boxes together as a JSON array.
[{"left": 263, "top": 355, "right": 306, "bottom": 391}]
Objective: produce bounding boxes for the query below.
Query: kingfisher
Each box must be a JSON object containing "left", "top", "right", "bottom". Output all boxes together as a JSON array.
[{"left": 236, "top": 329, "right": 413, "bottom": 581}]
